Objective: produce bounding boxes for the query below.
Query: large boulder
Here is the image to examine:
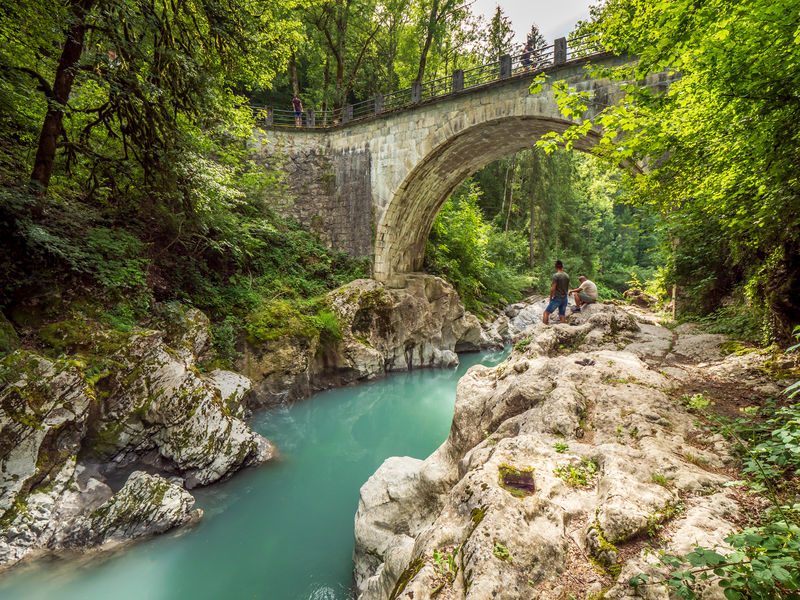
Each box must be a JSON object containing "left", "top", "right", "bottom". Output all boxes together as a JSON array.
[
  {"left": 354, "top": 304, "right": 741, "bottom": 600},
  {"left": 244, "top": 275, "right": 494, "bottom": 407},
  {"left": 56, "top": 471, "right": 200, "bottom": 548},
  {"left": 328, "top": 276, "right": 478, "bottom": 373},
  {"left": 0, "top": 304, "right": 269, "bottom": 569},
  {"left": 0, "top": 353, "right": 94, "bottom": 566},
  {"left": 90, "top": 329, "right": 273, "bottom": 488}
]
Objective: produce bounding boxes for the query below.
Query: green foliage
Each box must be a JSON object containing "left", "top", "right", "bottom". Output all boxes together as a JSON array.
[
  {"left": 492, "top": 541, "right": 512, "bottom": 563},
  {"left": 549, "top": 0, "right": 800, "bottom": 341},
  {"left": 431, "top": 545, "right": 460, "bottom": 594},
  {"left": 245, "top": 296, "right": 343, "bottom": 351},
  {"left": 311, "top": 309, "right": 343, "bottom": 347},
  {"left": 247, "top": 299, "right": 315, "bottom": 343},
  {"left": 211, "top": 316, "right": 243, "bottom": 368},
  {"left": 681, "top": 393, "right": 712, "bottom": 412},
  {"left": 694, "top": 304, "right": 767, "bottom": 345},
  {"left": 553, "top": 441, "right": 569, "bottom": 454},
  {"left": 739, "top": 404, "right": 800, "bottom": 492},
  {"left": 632, "top": 518, "right": 800, "bottom": 599},
  {"left": 425, "top": 183, "right": 530, "bottom": 313},
  {"left": 650, "top": 472, "right": 672, "bottom": 489},
  {"left": 466, "top": 147, "right": 661, "bottom": 300},
  {"left": 513, "top": 338, "right": 531, "bottom": 352},
  {"left": 554, "top": 458, "right": 599, "bottom": 488}
]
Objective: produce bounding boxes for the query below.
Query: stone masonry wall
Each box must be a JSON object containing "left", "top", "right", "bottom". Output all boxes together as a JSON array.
[{"left": 254, "top": 131, "right": 373, "bottom": 258}]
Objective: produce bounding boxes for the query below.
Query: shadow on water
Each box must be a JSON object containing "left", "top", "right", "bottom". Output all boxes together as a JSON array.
[{"left": 0, "top": 348, "right": 509, "bottom": 600}]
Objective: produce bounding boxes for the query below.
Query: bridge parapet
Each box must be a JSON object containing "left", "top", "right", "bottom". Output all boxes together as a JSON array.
[{"left": 254, "top": 35, "right": 603, "bottom": 129}]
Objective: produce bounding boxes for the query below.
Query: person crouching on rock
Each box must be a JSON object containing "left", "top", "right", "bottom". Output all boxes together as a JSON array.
[
  {"left": 570, "top": 275, "right": 598, "bottom": 313},
  {"left": 543, "top": 260, "right": 570, "bottom": 325}
]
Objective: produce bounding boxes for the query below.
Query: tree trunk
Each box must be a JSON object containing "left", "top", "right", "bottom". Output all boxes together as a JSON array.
[
  {"left": 289, "top": 53, "right": 300, "bottom": 96},
  {"left": 322, "top": 55, "right": 330, "bottom": 125},
  {"left": 415, "top": 0, "right": 440, "bottom": 84},
  {"left": 528, "top": 152, "right": 540, "bottom": 267},
  {"left": 529, "top": 196, "right": 536, "bottom": 268},
  {"left": 30, "top": 0, "right": 95, "bottom": 192},
  {"left": 503, "top": 156, "right": 516, "bottom": 232}
]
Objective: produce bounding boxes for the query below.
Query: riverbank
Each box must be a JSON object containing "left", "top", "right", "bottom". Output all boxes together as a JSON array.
[
  {"left": 354, "top": 301, "right": 796, "bottom": 599},
  {"left": 0, "top": 349, "right": 509, "bottom": 599},
  {"left": 0, "top": 273, "right": 500, "bottom": 572}
]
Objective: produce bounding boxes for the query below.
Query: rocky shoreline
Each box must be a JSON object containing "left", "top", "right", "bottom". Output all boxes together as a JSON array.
[
  {"left": 0, "top": 274, "right": 497, "bottom": 571},
  {"left": 353, "top": 302, "right": 788, "bottom": 600},
  {"left": 3, "top": 278, "right": 786, "bottom": 595},
  {"left": 239, "top": 275, "right": 506, "bottom": 407}
]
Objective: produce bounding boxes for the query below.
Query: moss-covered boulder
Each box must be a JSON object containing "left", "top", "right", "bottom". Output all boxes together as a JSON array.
[
  {"left": 241, "top": 275, "right": 496, "bottom": 408},
  {"left": 153, "top": 302, "right": 211, "bottom": 361},
  {"left": 90, "top": 330, "right": 273, "bottom": 488},
  {"left": 57, "top": 471, "right": 201, "bottom": 548},
  {"left": 0, "top": 313, "right": 19, "bottom": 355},
  {"left": 0, "top": 351, "right": 94, "bottom": 566}
]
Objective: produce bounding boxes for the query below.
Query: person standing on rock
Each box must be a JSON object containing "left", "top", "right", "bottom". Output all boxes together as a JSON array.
[
  {"left": 570, "top": 275, "right": 598, "bottom": 312},
  {"left": 292, "top": 94, "right": 303, "bottom": 127},
  {"left": 543, "top": 260, "right": 570, "bottom": 325}
]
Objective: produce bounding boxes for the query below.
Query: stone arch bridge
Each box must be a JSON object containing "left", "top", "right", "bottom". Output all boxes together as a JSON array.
[{"left": 255, "top": 47, "right": 665, "bottom": 283}]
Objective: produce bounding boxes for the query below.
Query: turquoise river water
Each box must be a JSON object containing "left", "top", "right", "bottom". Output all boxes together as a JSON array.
[{"left": 0, "top": 349, "right": 508, "bottom": 600}]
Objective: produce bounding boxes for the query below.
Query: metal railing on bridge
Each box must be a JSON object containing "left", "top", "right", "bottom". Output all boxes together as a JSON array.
[{"left": 253, "top": 34, "right": 604, "bottom": 130}]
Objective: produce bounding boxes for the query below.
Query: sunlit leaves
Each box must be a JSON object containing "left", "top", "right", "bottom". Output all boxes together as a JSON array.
[{"left": 544, "top": 0, "right": 800, "bottom": 337}]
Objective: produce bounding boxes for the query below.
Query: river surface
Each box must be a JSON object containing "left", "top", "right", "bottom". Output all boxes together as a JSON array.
[{"left": 0, "top": 349, "right": 508, "bottom": 600}]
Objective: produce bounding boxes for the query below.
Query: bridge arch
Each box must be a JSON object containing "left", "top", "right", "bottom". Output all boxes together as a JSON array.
[
  {"left": 373, "top": 116, "right": 599, "bottom": 282},
  {"left": 255, "top": 52, "right": 660, "bottom": 283}
]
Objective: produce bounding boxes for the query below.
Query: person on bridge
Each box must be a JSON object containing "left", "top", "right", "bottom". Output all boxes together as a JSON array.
[
  {"left": 543, "top": 260, "right": 570, "bottom": 325},
  {"left": 570, "top": 275, "right": 598, "bottom": 312},
  {"left": 521, "top": 40, "right": 533, "bottom": 70},
  {"left": 292, "top": 94, "right": 303, "bottom": 127}
]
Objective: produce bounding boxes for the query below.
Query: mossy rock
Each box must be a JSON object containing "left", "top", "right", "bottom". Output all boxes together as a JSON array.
[
  {"left": 246, "top": 299, "right": 320, "bottom": 344},
  {"left": 470, "top": 505, "right": 487, "bottom": 526},
  {"left": 390, "top": 556, "right": 424, "bottom": 600},
  {"left": 0, "top": 312, "right": 19, "bottom": 354},
  {"left": 37, "top": 317, "right": 132, "bottom": 357},
  {"left": 498, "top": 463, "right": 536, "bottom": 497}
]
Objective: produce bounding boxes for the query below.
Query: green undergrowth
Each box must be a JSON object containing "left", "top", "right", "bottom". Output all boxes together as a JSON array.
[
  {"left": 1, "top": 183, "right": 367, "bottom": 366},
  {"left": 245, "top": 297, "right": 342, "bottom": 347},
  {"left": 554, "top": 458, "right": 599, "bottom": 488},
  {"left": 631, "top": 327, "right": 800, "bottom": 598},
  {"left": 424, "top": 183, "right": 531, "bottom": 315}
]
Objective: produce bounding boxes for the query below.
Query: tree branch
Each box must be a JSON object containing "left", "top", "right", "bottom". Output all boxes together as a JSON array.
[{"left": 0, "top": 65, "right": 54, "bottom": 98}]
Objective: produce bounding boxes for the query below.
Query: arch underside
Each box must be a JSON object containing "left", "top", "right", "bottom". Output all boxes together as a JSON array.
[{"left": 374, "top": 116, "right": 599, "bottom": 282}]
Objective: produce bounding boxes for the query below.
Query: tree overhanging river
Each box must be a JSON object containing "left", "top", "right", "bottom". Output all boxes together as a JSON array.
[{"left": 0, "top": 349, "right": 509, "bottom": 600}]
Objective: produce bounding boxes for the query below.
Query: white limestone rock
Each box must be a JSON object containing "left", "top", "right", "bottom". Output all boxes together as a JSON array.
[
  {"left": 0, "top": 305, "right": 266, "bottom": 569},
  {"left": 57, "top": 471, "right": 200, "bottom": 548},
  {"left": 0, "top": 354, "right": 96, "bottom": 567},
  {"left": 208, "top": 369, "right": 253, "bottom": 419},
  {"left": 354, "top": 303, "right": 743, "bottom": 600},
  {"left": 244, "top": 275, "right": 496, "bottom": 407},
  {"left": 95, "top": 331, "right": 273, "bottom": 488}
]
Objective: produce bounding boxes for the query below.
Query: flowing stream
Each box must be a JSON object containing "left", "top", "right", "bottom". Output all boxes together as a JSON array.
[{"left": 0, "top": 349, "right": 508, "bottom": 600}]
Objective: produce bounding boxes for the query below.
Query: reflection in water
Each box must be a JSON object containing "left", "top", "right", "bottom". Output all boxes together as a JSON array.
[{"left": 0, "top": 349, "right": 508, "bottom": 600}]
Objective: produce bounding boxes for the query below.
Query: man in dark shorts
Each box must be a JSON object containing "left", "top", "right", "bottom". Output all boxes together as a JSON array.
[
  {"left": 292, "top": 94, "right": 303, "bottom": 127},
  {"left": 543, "top": 260, "right": 570, "bottom": 325}
]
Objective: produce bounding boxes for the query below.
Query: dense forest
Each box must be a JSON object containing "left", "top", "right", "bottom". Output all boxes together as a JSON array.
[
  {"left": 2, "top": 0, "right": 796, "bottom": 354},
  {"left": 1, "top": 0, "right": 799, "bottom": 597}
]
